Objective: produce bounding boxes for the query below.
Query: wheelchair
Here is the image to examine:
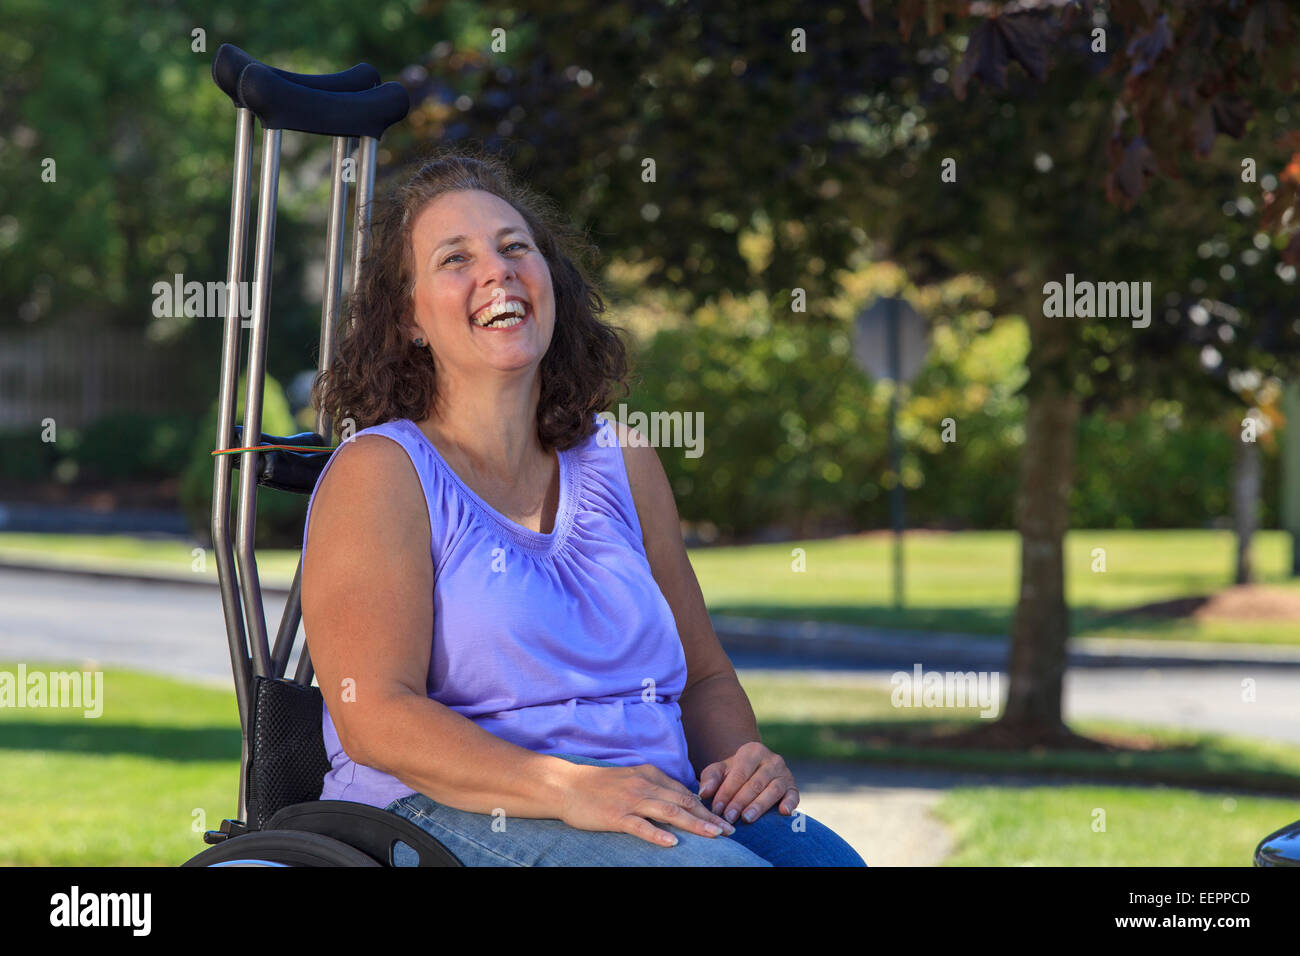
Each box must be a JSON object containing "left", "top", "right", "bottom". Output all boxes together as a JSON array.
[{"left": 181, "top": 44, "right": 460, "bottom": 867}]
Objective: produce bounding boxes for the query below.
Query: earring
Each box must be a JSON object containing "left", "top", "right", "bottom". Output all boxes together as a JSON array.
[{"left": 413, "top": 336, "right": 425, "bottom": 347}]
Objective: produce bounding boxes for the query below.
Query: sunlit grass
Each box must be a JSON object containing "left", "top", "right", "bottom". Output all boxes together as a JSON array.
[
  {"left": 691, "top": 529, "right": 1300, "bottom": 644},
  {"left": 934, "top": 785, "right": 1293, "bottom": 866},
  {"left": 1, "top": 661, "right": 1295, "bottom": 865}
]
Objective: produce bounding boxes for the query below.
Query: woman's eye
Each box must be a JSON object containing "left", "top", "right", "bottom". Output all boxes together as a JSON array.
[{"left": 441, "top": 242, "right": 529, "bottom": 266}]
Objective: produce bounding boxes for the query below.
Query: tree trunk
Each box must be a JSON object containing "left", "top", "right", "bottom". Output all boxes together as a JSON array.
[
  {"left": 1001, "top": 305, "right": 1079, "bottom": 733},
  {"left": 1283, "top": 382, "right": 1300, "bottom": 576},
  {"left": 1234, "top": 425, "right": 1260, "bottom": 585}
]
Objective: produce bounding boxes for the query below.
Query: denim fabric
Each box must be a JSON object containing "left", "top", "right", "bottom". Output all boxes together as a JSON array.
[{"left": 384, "top": 753, "right": 868, "bottom": 867}]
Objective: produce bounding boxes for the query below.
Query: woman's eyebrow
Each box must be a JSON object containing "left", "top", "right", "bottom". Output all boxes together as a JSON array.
[{"left": 433, "top": 226, "right": 526, "bottom": 252}]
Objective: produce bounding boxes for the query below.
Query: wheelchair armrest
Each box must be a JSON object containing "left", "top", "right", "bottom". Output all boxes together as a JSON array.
[{"left": 267, "top": 800, "right": 463, "bottom": 866}]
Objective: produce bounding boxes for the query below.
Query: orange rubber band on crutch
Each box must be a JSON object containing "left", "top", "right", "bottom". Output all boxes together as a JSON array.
[{"left": 211, "top": 444, "right": 339, "bottom": 456}]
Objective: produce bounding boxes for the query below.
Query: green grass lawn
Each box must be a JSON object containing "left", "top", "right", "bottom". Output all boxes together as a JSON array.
[
  {"left": 933, "top": 785, "right": 1292, "bottom": 866},
  {"left": 0, "top": 664, "right": 241, "bottom": 866},
  {"left": 0, "top": 532, "right": 304, "bottom": 584},
  {"left": 1, "top": 528, "right": 1295, "bottom": 644},
  {"left": 0, "top": 662, "right": 1293, "bottom": 865},
  {"left": 692, "top": 529, "right": 1300, "bottom": 645}
]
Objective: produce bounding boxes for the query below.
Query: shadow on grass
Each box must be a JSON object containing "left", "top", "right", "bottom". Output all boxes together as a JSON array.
[
  {"left": 710, "top": 603, "right": 1011, "bottom": 635},
  {"left": 758, "top": 717, "right": 1300, "bottom": 797},
  {"left": 711, "top": 602, "right": 1199, "bottom": 640},
  {"left": 0, "top": 722, "right": 240, "bottom": 761},
  {"left": 1071, "top": 610, "right": 1198, "bottom": 637}
]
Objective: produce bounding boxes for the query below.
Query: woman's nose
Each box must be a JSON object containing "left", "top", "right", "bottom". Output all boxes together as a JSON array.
[{"left": 475, "top": 255, "right": 516, "bottom": 287}]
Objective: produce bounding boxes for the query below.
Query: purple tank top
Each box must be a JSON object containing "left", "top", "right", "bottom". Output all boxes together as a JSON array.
[{"left": 301, "top": 411, "right": 696, "bottom": 809}]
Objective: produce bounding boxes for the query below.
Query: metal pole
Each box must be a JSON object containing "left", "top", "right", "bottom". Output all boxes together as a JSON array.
[
  {"left": 887, "top": 299, "right": 904, "bottom": 611},
  {"left": 213, "top": 106, "right": 256, "bottom": 825},
  {"left": 234, "top": 126, "right": 281, "bottom": 682},
  {"left": 270, "top": 136, "right": 351, "bottom": 682}
]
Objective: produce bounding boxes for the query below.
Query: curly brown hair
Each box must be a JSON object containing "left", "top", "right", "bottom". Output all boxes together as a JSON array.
[{"left": 311, "top": 144, "right": 631, "bottom": 451}]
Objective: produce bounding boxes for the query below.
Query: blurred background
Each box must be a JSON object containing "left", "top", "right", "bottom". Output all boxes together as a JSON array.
[{"left": 3, "top": 0, "right": 1300, "bottom": 867}]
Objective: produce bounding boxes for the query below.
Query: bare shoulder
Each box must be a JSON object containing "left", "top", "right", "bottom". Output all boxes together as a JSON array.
[
  {"left": 613, "top": 422, "right": 661, "bottom": 494},
  {"left": 612, "top": 422, "right": 680, "bottom": 550},
  {"left": 301, "top": 433, "right": 435, "bottom": 755},
  {"left": 305, "top": 433, "right": 429, "bottom": 561}
]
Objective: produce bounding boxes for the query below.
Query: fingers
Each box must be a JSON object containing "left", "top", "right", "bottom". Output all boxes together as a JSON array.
[
  {"left": 622, "top": 814, "right": 680, "bottom": 847},
  {"left": 708, "top": 759, "right": 761, "bottom": 820},
  {"left": 777, "top": 785, "right": 799, "bottom": 815},
  {"left": 712, "top": 749, "right": 759, "bottom": 816},
  {"left": 619, "top": 792, "right": 734, "bottom": 848},
  {"left": 650, "top": 788, "right": 735, "bottom": 837},
  {"left": 697, "top": 765, "right": 723, "bottom": 801},
  {"left": 720, "top": 765, "right": 798, "bottom": 824},
  {"left": 737, "top": 777, "right": 795, "bottom": 823},
  {"left": 638, "top": 765, "right": 732, "bottom": 832}
]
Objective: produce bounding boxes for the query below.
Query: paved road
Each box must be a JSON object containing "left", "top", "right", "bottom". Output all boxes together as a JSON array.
[
  {"left": 0, "top": 567, "right": 303, "bottom": 689},
  {"left": 4, "top": 568, "right": 1299, "bottom": 865},
  {"left": 6, "top": 569, "right": 1297, "bottom": 743},
  {"left": 725, "top": 650, "right": 1300, "bottom": 745}
]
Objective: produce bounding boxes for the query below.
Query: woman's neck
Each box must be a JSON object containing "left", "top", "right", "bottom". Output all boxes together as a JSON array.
[{"left": 416, "top": 373, "right": 546, "bottom": 483}]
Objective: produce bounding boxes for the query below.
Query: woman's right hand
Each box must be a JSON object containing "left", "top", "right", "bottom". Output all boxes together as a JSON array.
[{"left": 558, "top": 763, "right": 736, "bottom": 847}]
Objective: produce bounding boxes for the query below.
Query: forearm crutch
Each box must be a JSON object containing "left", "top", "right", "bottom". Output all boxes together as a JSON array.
[{"left": 209, "top": 44, "right": 409, "bottom": 824}]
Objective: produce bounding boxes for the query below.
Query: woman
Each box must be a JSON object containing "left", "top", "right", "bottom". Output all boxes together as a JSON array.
[{"left": 302, "top": 148, "right": 865, "bottom": 867}]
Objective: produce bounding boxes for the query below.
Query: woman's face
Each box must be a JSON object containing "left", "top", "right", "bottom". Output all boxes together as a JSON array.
[{"left": 407, "top": 188, "right": 555, "bottom": 380}]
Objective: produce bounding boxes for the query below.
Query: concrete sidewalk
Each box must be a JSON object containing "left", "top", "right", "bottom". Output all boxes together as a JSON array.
[{"left": 3, "top": 554, "right": 1297, "bottom": 669}]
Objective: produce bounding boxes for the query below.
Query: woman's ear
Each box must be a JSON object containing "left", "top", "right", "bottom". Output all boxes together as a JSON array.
[
  {"left": 398, "top": 299, "right": 421, "bottom": 346},
  {"left": 402, "top": 319, "right": 426, "bottom": 348}
]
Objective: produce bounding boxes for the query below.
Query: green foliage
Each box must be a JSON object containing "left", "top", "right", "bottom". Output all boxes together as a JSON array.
[
  {"left": 1, "top": 0, "right": 441, "bottom": 383},
  {"left": 629, "top": 291, "right": 1277, "bottom": 536},
  {"left": 178, "top": 372, "right": 307, "bottom": 548},
  {"left": 628, "top": 295, "right": 876, "bottom": 538},
  {"left": 0, "top": 412, "right": 193, "bottom": 484},
  {"left": 0, "top": 425, "right": 61, "bottom": 482},
  {"left": 628, "top": 291, "right": 1029, "bottom": 538},
  {"left": 900, "top": 311, "right": 1029, "bottom": 529},
  {"left": 64, "top": 411, "right": 194, "bottom": 482},
  {"left": 1072, "top": 407, "right": 1279, "bottom": 530}
]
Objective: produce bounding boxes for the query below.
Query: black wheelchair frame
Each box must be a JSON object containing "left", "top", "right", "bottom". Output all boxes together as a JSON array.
[{"left": 181, "top": 44, "right": 460, "bottom": 867}]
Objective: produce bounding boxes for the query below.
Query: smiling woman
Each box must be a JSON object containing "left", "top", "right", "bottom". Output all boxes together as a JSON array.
[
  {"left": 302, "top": 147, "right": 865, "bottom": 867},
  {"left": 312, "top": 146, "right": 626, "bottom": 448}
]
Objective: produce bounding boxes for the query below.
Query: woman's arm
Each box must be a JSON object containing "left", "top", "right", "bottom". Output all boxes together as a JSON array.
[{"left": 615, "top": 424, "right": 762, "bottom": 772}]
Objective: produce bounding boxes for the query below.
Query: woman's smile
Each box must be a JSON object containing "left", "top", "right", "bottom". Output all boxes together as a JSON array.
[
  {"left": 470, "top": 295, "right": 533, "bottom": 330},
  {"left": 473, "top": 307, "right": 530, "bottom": 331}
]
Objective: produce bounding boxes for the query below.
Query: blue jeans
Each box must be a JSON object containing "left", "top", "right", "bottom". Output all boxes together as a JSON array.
[{"left": 384, "top": 753, "right": 867, "bottom": 867}]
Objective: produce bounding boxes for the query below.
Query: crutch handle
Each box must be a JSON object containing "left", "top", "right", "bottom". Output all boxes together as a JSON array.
[
  {"left": 212, "top": 43, "right": 380, "bottom": 108},
  {"left": 238, "top": 62, "right": 410, "bottom": 139}
]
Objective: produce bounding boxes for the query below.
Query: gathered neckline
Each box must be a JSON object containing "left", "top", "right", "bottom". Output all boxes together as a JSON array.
[{"left": 399, "top": 418, "right": 581, "bottom": 556}]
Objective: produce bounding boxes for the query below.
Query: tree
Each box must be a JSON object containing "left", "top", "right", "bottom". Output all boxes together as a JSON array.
[
  {"left": 0, "top": 0, "right": 443, "bottom": 390},
  {"left": 374, "top": 0, "right": 1300, "bottom": 743},
  {"left": 860, "top": 0, "right": 1300, "bottom": 739}
]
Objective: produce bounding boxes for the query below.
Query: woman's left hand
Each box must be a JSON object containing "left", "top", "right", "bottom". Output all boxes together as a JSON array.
[{"left": 697, "top": 741, "right": 799, "bottom": 825}]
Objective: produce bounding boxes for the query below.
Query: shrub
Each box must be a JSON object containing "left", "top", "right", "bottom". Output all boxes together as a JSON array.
[{"left": 66, "top": 410, "right": 195, "bottom": 482}]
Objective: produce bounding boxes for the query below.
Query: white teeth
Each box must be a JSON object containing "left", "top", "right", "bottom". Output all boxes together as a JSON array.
[{"left": 473, "top": 300, "right": 528, "bottom": 326}]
